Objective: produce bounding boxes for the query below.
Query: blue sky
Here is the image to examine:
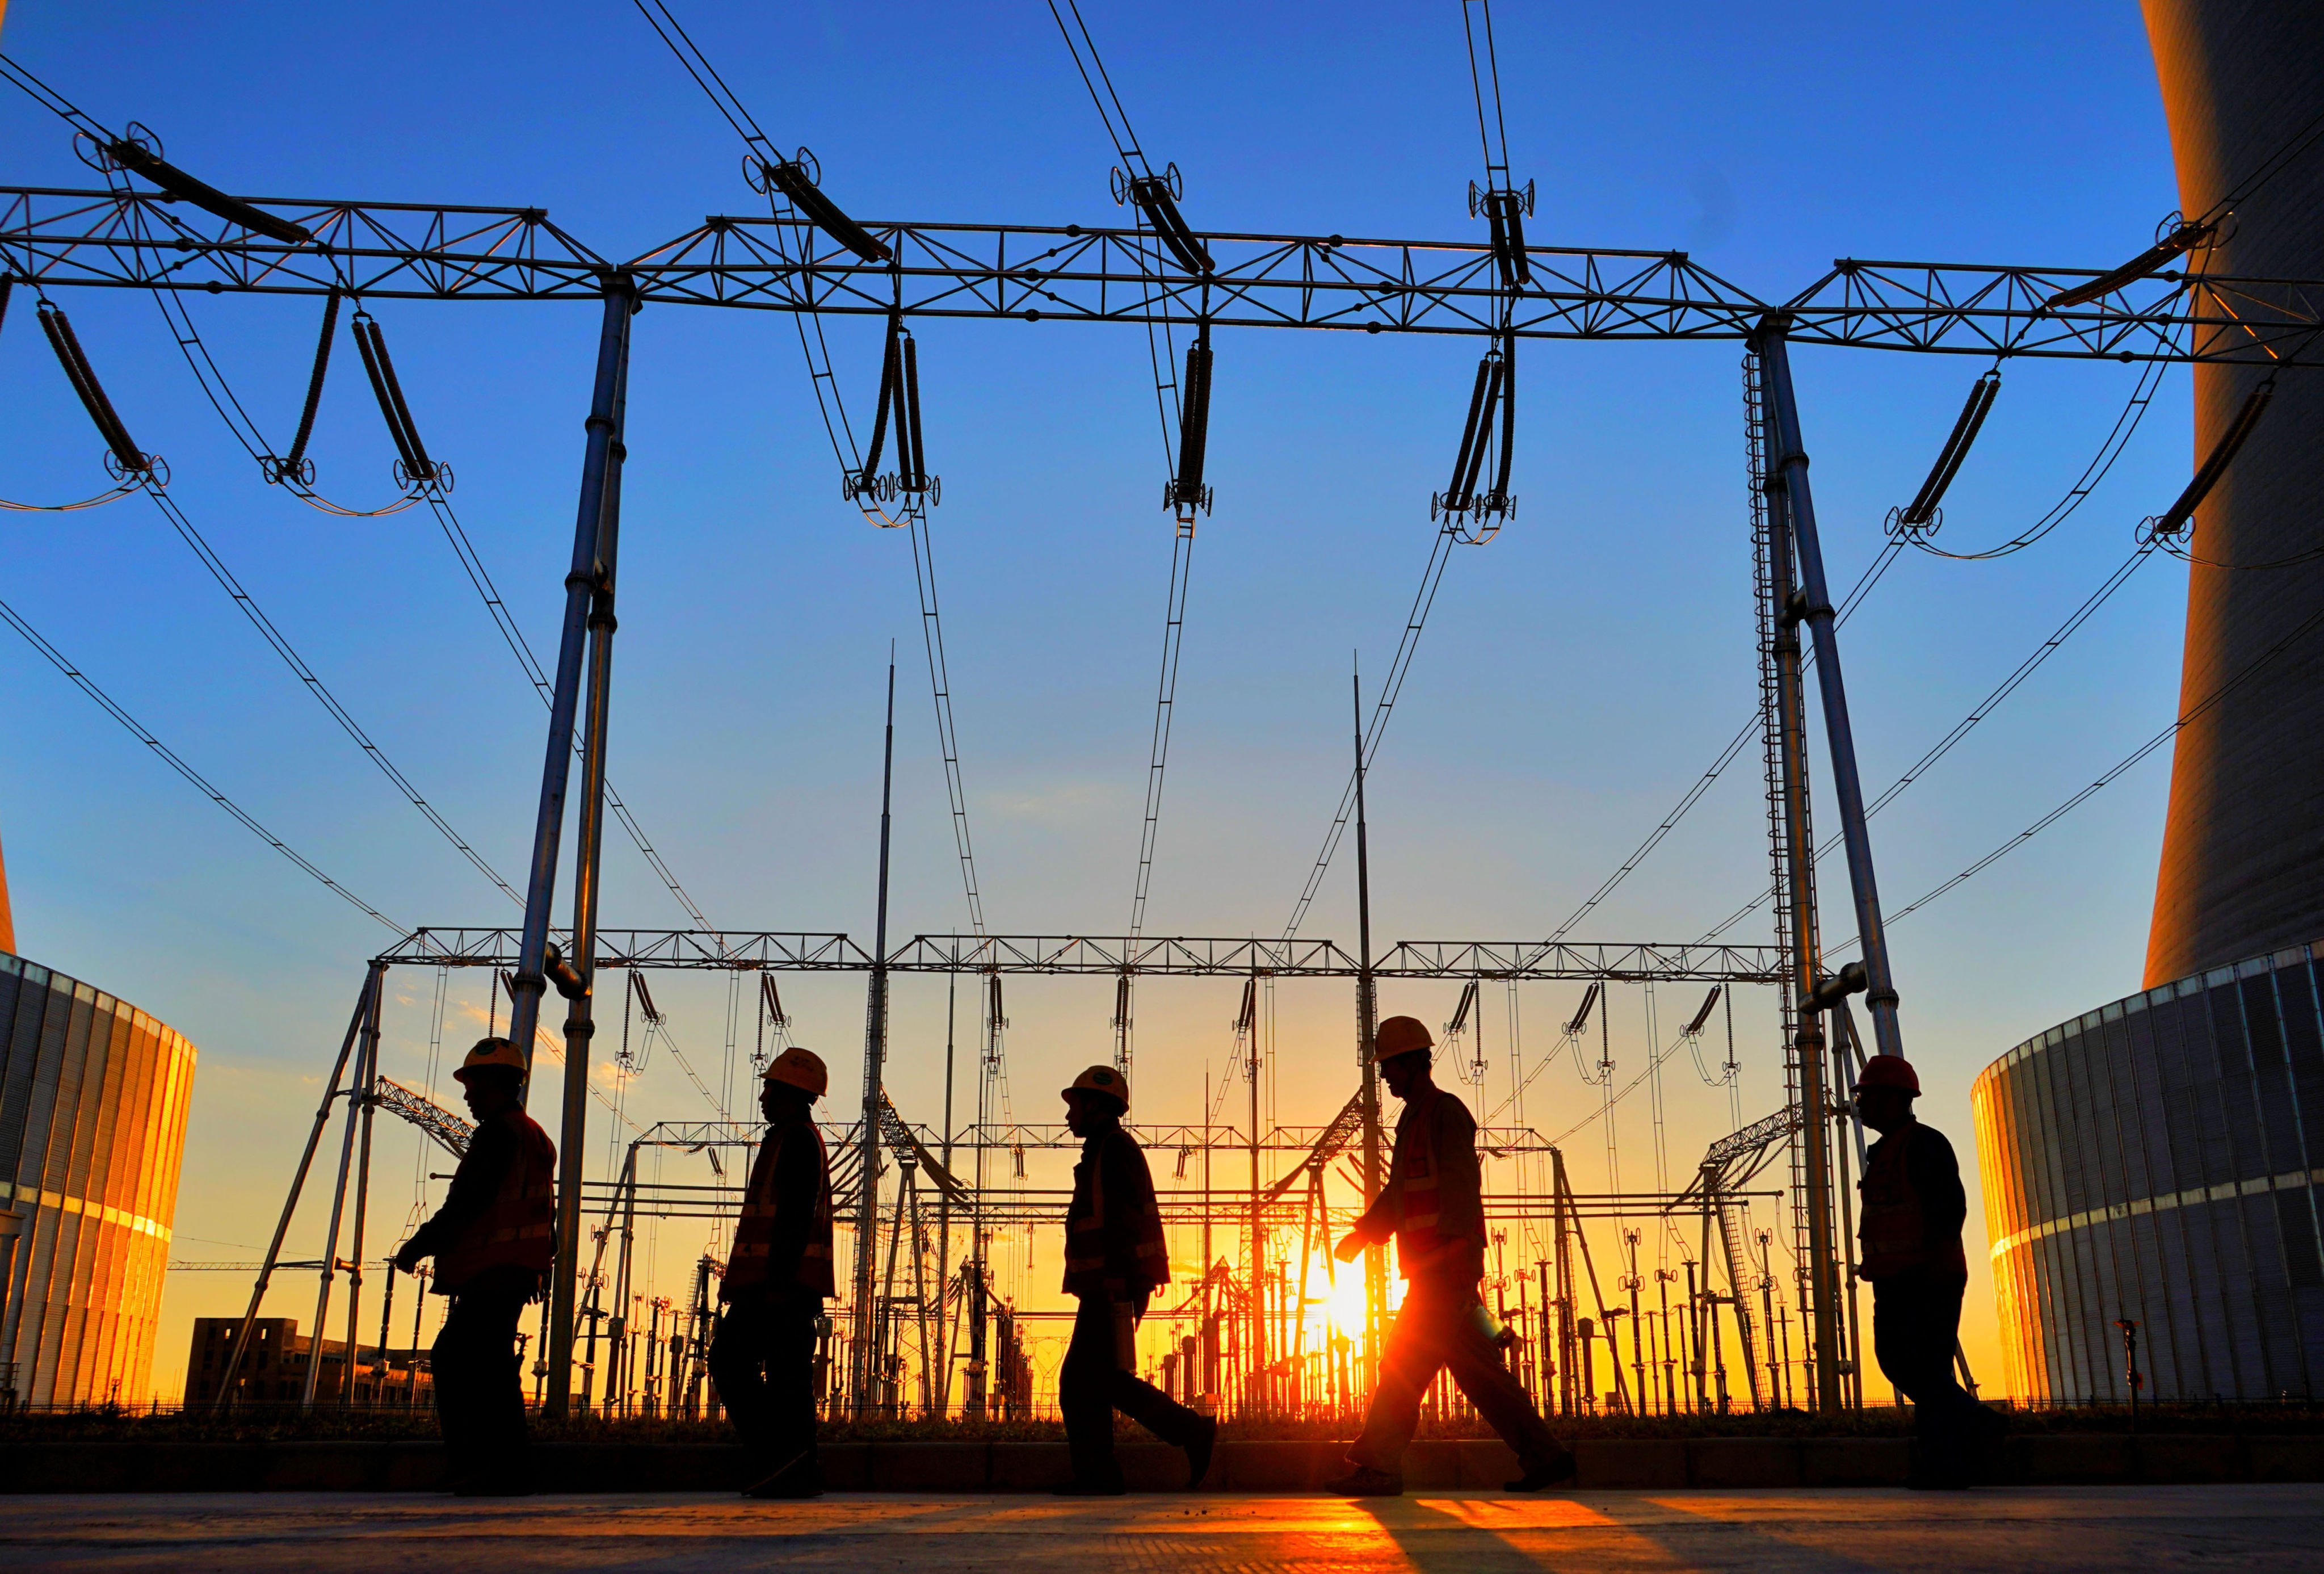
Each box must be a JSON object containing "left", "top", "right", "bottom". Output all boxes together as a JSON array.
[{"left": 1, "top": 1, "right": 2193, "bottom": 1399}]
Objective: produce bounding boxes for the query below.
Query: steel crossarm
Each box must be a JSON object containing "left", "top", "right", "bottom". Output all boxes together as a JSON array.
[
  {"left": 1781, "top": 257, "right": 2324, "bottom": 364},
  {"left": 13, "top": 184, "right": 2320, "bottom": 363},
  {"left": 1373, "top": 938, "right": 1788, "bottom": 983},
  {"left": 882, "top": 932, "right": 1358, "bottom": 976},
  {"left": 0, "top": 186, "right": 609, "bottom": 299},
  {"left": 370, "top": 927, "right": 871, "bottom": 969}
]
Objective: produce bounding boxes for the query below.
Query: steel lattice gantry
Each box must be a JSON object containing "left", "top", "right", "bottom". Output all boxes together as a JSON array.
[
  {"left": 5, "top": 186, "right": 2322, "bottom": 363},
  {"left": 373, "top": 928, "right": 1788, "bottom": 983},
  {"left": 22, "top": 166, "right": 2319, "bottom": 1423}
]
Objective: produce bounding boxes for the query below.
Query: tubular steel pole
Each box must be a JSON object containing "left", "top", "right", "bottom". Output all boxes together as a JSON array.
[
  {"left": 506, "top": 278, "right": 637, "bottom": 1089},
  {"left": 302, "top": 969, "right": 380, "bottom": 1409},
  {"left": 851, "top": 657, "right": 898, "bottom": 1416},
  {"left": 213, "top": 967, "right": 375, "bottom": 1409},
  {"left": 546, "top": 295, "right": 633, "bottom": 1419},
  {"left": 1756, "top": 318, "right": 1906, "bottom": 1062},
  {"left": 1352, "top": 669, "right": 1385, "bottom": 1387},
  {"left": 935, "top": 970, "right": 956, "bottom": 1417},
  {"left": 1753, "top": 338, "right": 1843, "bottom": 1414},
  {"left": 338, "top": 978, "right": 385, "bottom": 1407}
]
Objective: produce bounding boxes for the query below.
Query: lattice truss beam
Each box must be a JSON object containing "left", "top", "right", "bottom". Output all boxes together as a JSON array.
[
  {"left": 376, "top": 928, "right": 1787, "bottom": 982},
  {"left": 5, "top": 186, "right": 2319, "bottom": 363}
]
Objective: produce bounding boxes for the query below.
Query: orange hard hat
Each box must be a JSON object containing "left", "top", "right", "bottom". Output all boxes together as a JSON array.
[
  {"left": 452, "top": 1036, "right": 527, "bottom": 1084},
  {"left": 1372, "top": 1015, "right": 1435, "bottom": 1065},
  {"left": 1062, "top": 1064, "right": 1129, "bottom": 1112},
  {"left": 1852, "top": 1055, "right": 1920, "bottom": 1097},
  {"left": 762, "top": 1046, "right": 828, "bottom": 1100}
]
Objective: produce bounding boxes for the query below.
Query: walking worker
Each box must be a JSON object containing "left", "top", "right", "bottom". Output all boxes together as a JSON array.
[
  {"left": 1327, "top": 1015, "right": 1576, "bottom": 1496},
  {"left": 709, "top": 1046, "right": 835, "bottom": 1499},
  {"left": 1056, "top": 1064, "right": 1218, "bottom": 1495},
  {"left": 1854, "top": 1052, "right": 2003, "bottom": 1488},
  {"left": 392, "top": 1036, "right": 557, "bottom": 1497}
]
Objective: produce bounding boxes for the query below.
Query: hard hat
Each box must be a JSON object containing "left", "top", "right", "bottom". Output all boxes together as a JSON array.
[
  {"left": 1852, "top": 1054, "right": 1921, "bottom": 1097},
  {"left": 762, "top": 1046, "right": 829, "bottom": 1100},
  {"left": 453, "top": 1036, "right": 527, "bottom": 1084},
  {"left": 1061, "top": 1064, "right": 1129, "bottom": 1111},
  {"left": 1371, "top": 1015, "right": 1435, "bottom": 1065}
]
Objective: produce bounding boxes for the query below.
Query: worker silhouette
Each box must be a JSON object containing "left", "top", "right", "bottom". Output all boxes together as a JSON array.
[
  {"left": 709, "top": 1047, "right": 835, "bottom": 1499},
  {"left": 1328, "top": 1016, "right": 1576, "bottom": 1496},
  {"left": 1854, "top": 1053, "right": 2003, "bottom": 1487},
  {"left": 1056, "top": 1065, "right": 1218, "bottom": 1494},
  {"left": 393, "top": 1036, "right": 557, "bottom": 1497}
]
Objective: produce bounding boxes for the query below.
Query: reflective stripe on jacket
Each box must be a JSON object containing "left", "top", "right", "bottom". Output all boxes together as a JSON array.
[
  {"left": 435, "top": 1108, "right": 557, "bottom": 1291},
  {"left": 1353, "top": 1084, "right": 1486, "bottom": 1283},
  {"left": 1858, "top": 1120, "right": 1969, "bottom": 1281},
  {"left": 1062, "top": 1126, "right": 1171, "bottom": 1300},
  {"left": 724, "top": 1120, "right": 836, "bottom": 1299}
]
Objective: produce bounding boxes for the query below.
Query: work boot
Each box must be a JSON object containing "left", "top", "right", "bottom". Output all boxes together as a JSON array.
[
  {"left": 1184, "top": 1414, "right": 1220, "bottom": 1491},
  {"left": 1504, "top": 1446, "right": 1578, "bottom": 1492},
  {"left": 744, "top": 1451, "right": 823, "bottom": 1499},
  {"left": 1323, "top": 1464, "right": 1404, "bottom": 1497}
]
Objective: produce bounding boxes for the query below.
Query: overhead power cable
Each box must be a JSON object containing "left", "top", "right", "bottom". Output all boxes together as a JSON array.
[
  {"left": 1827, "top": 591, "right": 2324, "bottom": 955},
  {"left": 143, "top": 485, "right": 523, "bottom": 908},
  {"left": 1541, "top": 539, "right": 1904, "bottom": 945},
  {"left": 0, "top": 593, "right": 401, "bottom": 935},
  {"left": 637, "top": 0, "right": 989, "bottom": 938},
  {"left": 1280, "top": 518, "right": 1465, "bottom": 940}
]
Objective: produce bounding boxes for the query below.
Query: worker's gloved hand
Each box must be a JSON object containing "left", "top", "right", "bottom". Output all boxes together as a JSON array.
[
  {"left": 1333, "top": 1230, "right": 1366, "bottom": 1264},
  {"left": 392, "top": 1240, "right": 423, "bottom": 1273}
]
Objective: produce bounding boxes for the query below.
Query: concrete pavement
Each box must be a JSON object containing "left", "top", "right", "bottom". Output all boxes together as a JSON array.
[{"left": 6, "top": 1484, "right": 2323, "bottom": 1571}]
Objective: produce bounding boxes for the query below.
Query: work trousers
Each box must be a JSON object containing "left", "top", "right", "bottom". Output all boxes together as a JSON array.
[
  {"left": 1350, "top": 1275, "right": 1566, "bottom": 1474},
  {"left": 1060, "top": 1293, "right": 1207, "bottom": 1488},
  {"left": 1872, "top": 1268, "right": 1995, "bottom": 1480},
  {"left": 709, "top": 1294, "right": 822, "bottom": 1474},
  {"left": 431, "top": 1265, "right": 540, "bottom": 1486}
]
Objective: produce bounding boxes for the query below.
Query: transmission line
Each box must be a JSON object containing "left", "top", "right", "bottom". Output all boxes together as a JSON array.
[
  {"left": 0, "top": 592, "right": 402, "bottom": 935},
  {"left": 1827, "top": 592, "right": 2324, "bottom": 955}
]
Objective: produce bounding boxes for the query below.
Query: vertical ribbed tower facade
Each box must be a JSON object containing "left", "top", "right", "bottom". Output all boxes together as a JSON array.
[
  {"left": 2142, "top": 0, "right": 2324, "bottom": 985},
  {"left": 0, "top": 952, "right": 196, "bottom": 1406}
]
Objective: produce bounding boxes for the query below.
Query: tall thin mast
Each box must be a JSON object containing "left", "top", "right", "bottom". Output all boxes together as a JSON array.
[
  {"left": 851, "top": 653, "right": 898, "bottom": 1415},
  {"left": 1353, "top": 664, "right": 1384, "bottom": 1382}
]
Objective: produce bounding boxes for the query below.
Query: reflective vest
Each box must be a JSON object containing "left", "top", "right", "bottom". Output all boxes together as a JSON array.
[
  {"left": 435, "top": 1109, "right": 557, "bottom": 1291},
  {"left": 1858, "top": 1122, "right": 1968, "bottom": 1281},
  {"left": 724, "top": 1120, "right": 836, "bottom": 1299},
  {"left": 1063, "top": 1128, "right": 1171, "bottom": 1299}
]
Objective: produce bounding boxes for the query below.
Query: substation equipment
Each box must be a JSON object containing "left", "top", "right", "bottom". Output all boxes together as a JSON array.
[{"left": 3, "top": 0, "right": 2321, "bottom": 1420}]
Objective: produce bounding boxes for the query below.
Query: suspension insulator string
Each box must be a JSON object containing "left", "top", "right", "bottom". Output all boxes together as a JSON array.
[
  {"left": 274, "top": 287, "right": 342, "bottom": 485},
  {"left": 351, "top": 310, "right": 425, "bottom": 481},
  {"left": 38, "top": 300, "right": 151, "bottom": 476},
  {"left": 367, "top": 315, "right": 438, "bottom": 484},
  {"left": 1169, "top": 323, "right": 1213, "bottom": 513},
  {"left": 1893, "top": 368, "right": 2000, "bottom": 532},
  {"left": 901, "top": 330, "right": 927, "bottom": 493}
]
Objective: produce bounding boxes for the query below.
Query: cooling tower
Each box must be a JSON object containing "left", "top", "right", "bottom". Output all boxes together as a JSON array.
[{"left": 2142, "top": 0, "right": 2324, "bottom": 985}]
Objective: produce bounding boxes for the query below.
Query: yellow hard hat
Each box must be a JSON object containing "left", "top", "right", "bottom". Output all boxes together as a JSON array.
[
  {"left": 453, "top": 1036, "right": 527, "bottom": 1084},
  {"left": 1061, "top": 1064, "right": 1129, "bottom": 1111},
  {"left": 763, "top": 1046, "right": 829, "bottom": 1100},
  {"left": 1371, "top": 1015, "right": 1435, "bottom": 1065}
]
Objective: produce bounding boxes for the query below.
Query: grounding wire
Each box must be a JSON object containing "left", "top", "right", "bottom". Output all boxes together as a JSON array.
[
  {"left": 0, "top": 590, "right": 404, "bottom": 934},
  {"left": 1695, "top": 536, "right": 2162, "bottom": 945},
  {"left": 1824, "top": 591, "right": 2324, "bottom": 957}
]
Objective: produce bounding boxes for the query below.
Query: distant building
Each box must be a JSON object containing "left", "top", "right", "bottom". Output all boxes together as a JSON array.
[
  {"left": 0, "top": 951, "right": 196, "bottom": 1408},
  {"left": 187, "top": 1316, "right": 434, "bottom": 1408}
]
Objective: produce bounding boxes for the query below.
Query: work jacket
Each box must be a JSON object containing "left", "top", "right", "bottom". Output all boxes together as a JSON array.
[
  {"left": 722, "top": 1115, "right": 836, "bottom": 1301},
  {"left": 1351, "top": 1082, "right": 1487, "bottom": 1286},
  {"left": 410, "top": 1106, "right": 557, "bottom": 1295},
  {"left": 1062, "top": 1124, "right": 1171, "bottom": 1302},
  {"left": 1858, "top": 1118, "right": 1969, "bottom": 1282}
]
